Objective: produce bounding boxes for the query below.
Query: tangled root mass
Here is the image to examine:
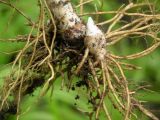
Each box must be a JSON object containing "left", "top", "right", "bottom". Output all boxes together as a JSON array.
[{"left": 0, "top": 0, "right": 160, "bottom": 120}]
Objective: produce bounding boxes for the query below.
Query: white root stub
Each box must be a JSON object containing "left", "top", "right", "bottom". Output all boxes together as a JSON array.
[
  {"left": 46, "top": 0, "right": 86, "bottom": 43},
  {"left": 48, "top": 0, "right": 81, "bottom": 29},
  {"left": 85, "top": 17, "right": 107, "bottom": 60}
]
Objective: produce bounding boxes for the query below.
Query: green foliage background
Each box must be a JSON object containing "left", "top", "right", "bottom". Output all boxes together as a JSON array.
[{"left": 0, "top": 0, "right": 160, "bottom": 120}]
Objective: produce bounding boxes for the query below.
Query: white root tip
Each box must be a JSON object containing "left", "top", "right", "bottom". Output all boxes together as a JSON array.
[{"left": 86, "top": 17, "right": 103, "bottom": 36}]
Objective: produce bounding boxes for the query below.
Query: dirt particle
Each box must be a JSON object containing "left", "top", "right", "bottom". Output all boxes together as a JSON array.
[
  {"left": 75, "top": 95, "right": 80, "bottom": 100},
  {"left": 71, "top": 86, "right": 75, "bottom": 90}
]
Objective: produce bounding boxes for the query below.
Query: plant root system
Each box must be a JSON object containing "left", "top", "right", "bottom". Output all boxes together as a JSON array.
[{"left": 0, "top": 0, "right": 160, "bottom": 120}]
